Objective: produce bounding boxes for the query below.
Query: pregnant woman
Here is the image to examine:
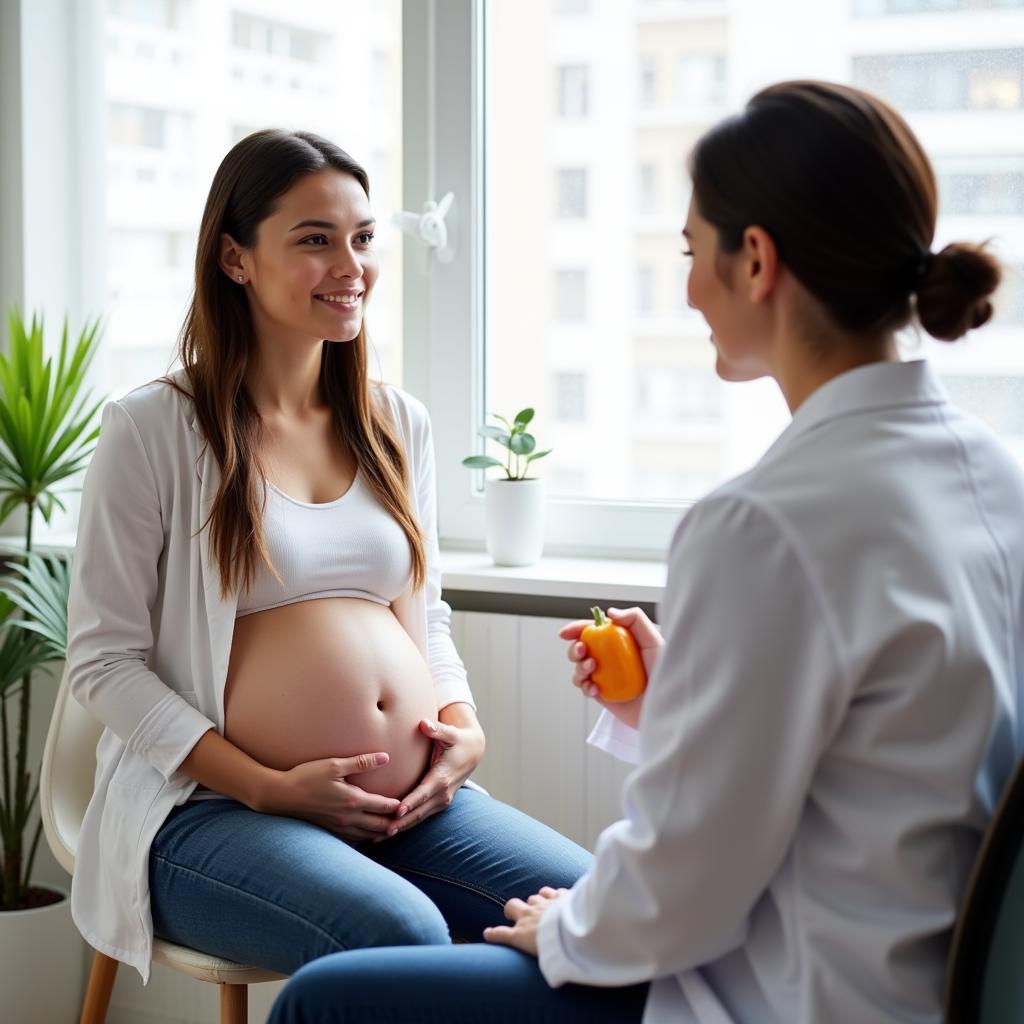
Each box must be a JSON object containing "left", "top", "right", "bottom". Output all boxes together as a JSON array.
[{"left": 66, "top": 128, "right": 590, "bottom": 984}]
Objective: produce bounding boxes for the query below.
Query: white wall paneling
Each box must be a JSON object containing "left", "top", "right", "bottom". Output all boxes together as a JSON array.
[{"left": 453, "top": 610, "right": 634, "bottom": 852}]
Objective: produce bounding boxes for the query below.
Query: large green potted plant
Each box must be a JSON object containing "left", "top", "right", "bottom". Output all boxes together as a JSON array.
[{"left": 0, "top": 309, "right": 103, "bottom": 1020}]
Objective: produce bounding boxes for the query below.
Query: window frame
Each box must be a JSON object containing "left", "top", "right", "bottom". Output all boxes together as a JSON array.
[{"left": 402, "top": 0, "right": 686, "bottom": 559}]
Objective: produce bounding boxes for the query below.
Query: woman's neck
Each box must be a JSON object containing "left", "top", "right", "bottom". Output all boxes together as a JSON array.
[
  {"left": 245, "top": 337, "right": 326, "bottom": 418},
  {"left": 774, "top": 320, "right": 899, "bottom": 414}
]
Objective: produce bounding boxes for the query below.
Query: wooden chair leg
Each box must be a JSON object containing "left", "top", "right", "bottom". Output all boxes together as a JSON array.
[
  {"left": 220, "top": 982, "right": 248, "bottom": 1024},
  {"left": 80, "top": 950, "right": 119, "bottom": 1024}
]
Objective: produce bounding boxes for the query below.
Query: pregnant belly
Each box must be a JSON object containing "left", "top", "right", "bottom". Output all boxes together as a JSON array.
[{"left": 224, "top": 598, "right": 435, "bottom": 799}]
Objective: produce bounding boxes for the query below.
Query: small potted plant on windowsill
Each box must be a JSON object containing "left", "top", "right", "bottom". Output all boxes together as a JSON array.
[{"left": 462, "top": 408, "right": 552, "bottom": 567}]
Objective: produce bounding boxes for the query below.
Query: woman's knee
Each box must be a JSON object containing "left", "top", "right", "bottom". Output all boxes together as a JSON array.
[{"left": 328, "top": 886, "right": 451, "bottom": 950}]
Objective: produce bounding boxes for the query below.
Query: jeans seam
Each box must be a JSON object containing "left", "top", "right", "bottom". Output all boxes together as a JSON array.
[
  {"left": 382, "top": 862, "right": 508, "bottom": 906},
  {"left": 151, "top": 853, "right": 354, "bottom": 953}
]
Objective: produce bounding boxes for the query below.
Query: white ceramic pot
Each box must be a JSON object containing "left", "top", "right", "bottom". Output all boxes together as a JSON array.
[
  {"left": 484, "top": 477, "right": 546, "bottom": 567},
  {"left": 0, "top": 886, "right": 86, "bottom": 1023}
]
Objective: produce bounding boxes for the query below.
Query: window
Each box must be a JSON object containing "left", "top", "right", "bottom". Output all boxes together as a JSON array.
[
  {"left": 855, "top": 0, "right": 1024, "bottom": 14},
  {"left": 231, "top": 13, "right": 324, "bottom": 63},
  {"left": 636, "top": 266, "right": 656, "bottom": 317},
  {"left": 554, "top": 372, "right": 588, "bottom": 422},
  {"left": 638, "top": 162, "right": 658, "bottom": 214},
  {"left": 556, "top": 65, "right": 589, "bottom": 117},
  {"left": 676, "top": 54, "right": 726, "bottom": 110},
  {"left": 451, "top": 0, "right": 1024, "bottom": 555},
  {"left": 853, "top": 50, "right": 1024, "bottom": 109},
  {"left": 937, "top": 166, "right": 1024, "bottom": 214},
  {"left": 17, "top": 1, "right": 1024, "bottom": 555},
  {"left": 639, "top": 56, "right": 657, "bottom": 109},
  {"left": 553, "top": 269, "right": 588, "bottom": 321},
  {"left": 108, "top": 0, "right": 186, "bottom": 29},
  {"left": 554, "top": 168, "right": 588, "bottom": 218},
  {"left": 108, "top": 103, "right": 173, "bottom": 148},
  {"left": 996, "top": 267, "right": 1024, "bottom": 325}
]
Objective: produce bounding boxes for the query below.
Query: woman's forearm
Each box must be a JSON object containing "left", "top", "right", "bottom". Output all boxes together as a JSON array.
[{"left": 178, "top": 728, "right": 282, "bottom": 811}]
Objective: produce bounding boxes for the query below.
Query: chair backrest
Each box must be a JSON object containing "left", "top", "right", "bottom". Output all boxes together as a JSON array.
[
  {"left": 945, "top": 752, "right": 1024, "bottom": 1023},
  {"left": 39, "top": 664, "right": 104, "bottom": 876}
]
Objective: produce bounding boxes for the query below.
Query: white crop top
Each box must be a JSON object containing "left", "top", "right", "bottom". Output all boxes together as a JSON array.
[{"left": 235, "top": 469, "right": 413, "bottom": 617}]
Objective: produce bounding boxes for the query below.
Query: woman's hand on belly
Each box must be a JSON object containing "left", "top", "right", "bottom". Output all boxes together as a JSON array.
[
  {"left": 260, "top": 752, "right": 402, "bottom": 842},
  {"left": 376, "top": 703, "right": 486, "bottom": 841}
]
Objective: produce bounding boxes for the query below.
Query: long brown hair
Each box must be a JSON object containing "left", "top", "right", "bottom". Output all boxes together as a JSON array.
[
  {"left": 689, "top": 80, "right": 1001, "bottom": 342},
  {"left": 168, "top": 129, "right": 425, "bottom": 599}
]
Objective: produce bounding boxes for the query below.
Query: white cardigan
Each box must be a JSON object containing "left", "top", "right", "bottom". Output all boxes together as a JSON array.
[
  {"left": 65, "top": 371, "right": 473, "bottom": 981},
  {"left": 538, "top": 361, "right": 1024, "bottom": 1023}
]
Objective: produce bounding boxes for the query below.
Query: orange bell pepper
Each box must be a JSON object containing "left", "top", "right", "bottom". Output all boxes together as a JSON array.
[{"left": 580, "top": 606, "right": 647, "bottom": 703}]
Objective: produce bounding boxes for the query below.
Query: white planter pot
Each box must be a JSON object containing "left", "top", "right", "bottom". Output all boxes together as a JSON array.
[
  {"left": 484, "top": 478, "right": 546, "bottom": 567},
  {"left": 0, "top": 886, "right": 86, "bottom": 1024}
]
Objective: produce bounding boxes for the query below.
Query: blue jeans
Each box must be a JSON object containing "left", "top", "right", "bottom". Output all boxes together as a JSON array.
[
  {"left": 266, "top": 944, "right": 649, "bottom": 1023},
  {"left": 148, "top": 786, "right": 592, "bottom": 975}
]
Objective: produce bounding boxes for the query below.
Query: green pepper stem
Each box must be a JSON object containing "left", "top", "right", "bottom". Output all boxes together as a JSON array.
[{"left": 590, "top": 606, "right": 608, "bottom": 627}]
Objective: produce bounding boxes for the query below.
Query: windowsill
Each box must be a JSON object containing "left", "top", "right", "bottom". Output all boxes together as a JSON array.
[{"left": 439, "top": 547, "right": 666, "bottom": 604}]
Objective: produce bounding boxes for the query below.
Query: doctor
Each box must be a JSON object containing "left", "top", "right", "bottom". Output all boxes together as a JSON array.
[{"left": 268, "top": 79, "right": 1023, "bottom": 1023}]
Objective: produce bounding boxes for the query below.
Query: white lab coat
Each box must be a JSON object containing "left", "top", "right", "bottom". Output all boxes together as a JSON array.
[
  {"left": 538, "top": 360, "right": 1024, "bottom": 1023},
  {"left": 65, "top": 371, "right": 473, "bottom": 982}
]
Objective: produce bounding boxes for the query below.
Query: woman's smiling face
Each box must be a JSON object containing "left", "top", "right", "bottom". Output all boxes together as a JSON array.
[{"left": 230, "top": 169, "right": 379, "bottom": 344}]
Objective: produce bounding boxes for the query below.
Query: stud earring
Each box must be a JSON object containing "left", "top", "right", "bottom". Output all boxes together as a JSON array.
[{"left": 237, "top": 275, "right": 245, "bottom": 283}]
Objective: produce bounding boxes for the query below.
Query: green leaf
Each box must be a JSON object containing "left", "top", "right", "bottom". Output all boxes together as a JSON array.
[
  {"left": 514, "top": 408, "right": 535, "bottom": 427},
  {"left": 462, "top": 455, "right": 504, "bottom": 470},
  {"left": 477, "top": 425, "right": 508, "bottom": 442},
  {"left": 509, "top": 432, "right": 536, "bottom": 456},
  {"left": 526, "top": 448, "right": 553, "bottom": 463}
]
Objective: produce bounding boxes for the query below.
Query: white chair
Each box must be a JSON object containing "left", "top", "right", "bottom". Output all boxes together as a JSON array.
[{"left": 40, "top": 665, "right": 287, "bottom": 1024}]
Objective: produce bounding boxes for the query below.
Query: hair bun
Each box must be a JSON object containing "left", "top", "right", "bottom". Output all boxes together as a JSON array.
[{"left": 917, "top": 242, "right": 1002, "bottom": 342}]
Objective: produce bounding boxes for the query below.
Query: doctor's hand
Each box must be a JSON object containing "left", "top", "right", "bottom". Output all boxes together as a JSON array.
[
  {"left": 261, "top": 754, "right": 401, "bottom": 843},
  {"left": 559, "top": 607, "right": 664, "bottom": 730},
  {"left": 483, "top": 886, "right": 569, "bottom": 958},
  {"left": 379, "top": 704, "right": 486, "bottom": 841}
]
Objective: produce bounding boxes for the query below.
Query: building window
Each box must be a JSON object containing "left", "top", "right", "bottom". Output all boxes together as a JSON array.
[
  {"left": 555, "top": 371, "right": 588, "bottom": 422},
  {"left": 637, "top": 266, "right": 656, "bottom": 317},
  {"left": 639, "top": 56, "right": 657, "bottom": 109},
  {"left": 995, "top": 267, "right": 1024, "bottom": 326},
  {"left": 108, "top": 0, "right": 185, "bottom": 29},
  {"left": 635, "top": 368, "right": 723, "bottom": 423},
  {"left": 108, "top": 103, "right": 169, "bottom": 148},
  {"left": 855, "top": 0, "right": 1024, "bottom": 14},
  {"left": 676, "top": 54, "right": 726, "bottom": 110},
  {"left": 938, "top": 169, "right": 1024, "bottom": 214},
  {"left": 556, "top": 65, "right": 590, "bottom": 117},
  {"left": 638, "top": 162, "right": 658, "bottom": 214},
  {"left": 555, "top": 168, "right": 588, "bottom": 218},
  {"left": 854, "top": 49, "right": 1024, "bottom": 109},
  {"left": 553, "top": 269, "right": 588, "bottom": 321},
  {"left": 232, "top": 13, "right": 325, "bottom": 64}
]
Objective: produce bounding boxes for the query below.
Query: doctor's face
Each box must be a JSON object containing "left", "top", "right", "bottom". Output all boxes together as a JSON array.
[{"left": 683, "top": 199, "right": 770, "bottom": 383}]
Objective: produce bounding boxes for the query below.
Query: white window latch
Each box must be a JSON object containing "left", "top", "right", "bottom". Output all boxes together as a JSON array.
[{"left": 392, "top": 192, "right": 455, "bottom": 264}]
